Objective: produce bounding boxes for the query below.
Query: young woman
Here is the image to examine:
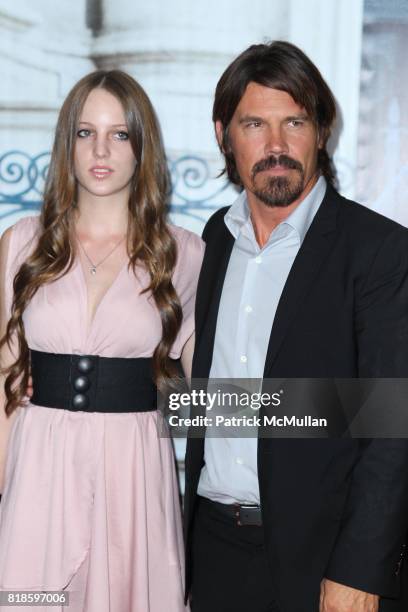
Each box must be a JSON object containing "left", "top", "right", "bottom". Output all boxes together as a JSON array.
[{"left": 0, "top": 70, "right": 204, "bottom": 611}]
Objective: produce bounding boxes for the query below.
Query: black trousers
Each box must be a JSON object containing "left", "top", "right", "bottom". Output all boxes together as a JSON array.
[{"left": 190, "top": 497, "right": 280, "bottom": 612}]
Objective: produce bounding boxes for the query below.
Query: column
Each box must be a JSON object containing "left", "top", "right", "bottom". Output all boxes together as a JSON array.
[{"left": 289, "top": 0, "right": 364, "bottom": 198}]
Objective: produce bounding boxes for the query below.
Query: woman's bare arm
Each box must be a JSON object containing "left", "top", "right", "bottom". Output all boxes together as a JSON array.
[
  {"left": 180, "top": 332, "right": 195, "bottom": 385},
  {"left": 0, "top": 227, "right": 18, "bottom": 493}
]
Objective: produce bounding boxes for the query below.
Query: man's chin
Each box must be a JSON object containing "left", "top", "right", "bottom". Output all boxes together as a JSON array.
[
  {"left": 253, "top": 186, "right": 304, "bottom": 208},
  {"left": 251, "top": 175, "right": 305, "bottom": 208}
]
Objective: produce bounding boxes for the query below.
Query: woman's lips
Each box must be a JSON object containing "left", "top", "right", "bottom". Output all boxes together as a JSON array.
[{"left": 89, "top": 166, "right": 114, "bottom": 179}]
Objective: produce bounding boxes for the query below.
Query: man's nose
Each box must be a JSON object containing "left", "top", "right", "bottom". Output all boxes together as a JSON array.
[{"left": 264, "top": 126, "right": 288, "bottom": 157}]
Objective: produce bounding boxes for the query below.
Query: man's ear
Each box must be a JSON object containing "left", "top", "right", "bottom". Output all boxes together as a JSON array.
[
  {"left": 317, "top": 126, "right": 326, "bottom": 150},
  {"left": 215, "top": 120, "right": 226, "bottom": 151}
]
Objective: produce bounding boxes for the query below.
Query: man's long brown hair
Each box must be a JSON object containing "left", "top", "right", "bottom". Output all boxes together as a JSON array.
[
  {"left": 213, "top": 41, "right": 337, "bottom": 186},
  {"left": 1, "top": 70, "right": 182, "bottom": 415}
]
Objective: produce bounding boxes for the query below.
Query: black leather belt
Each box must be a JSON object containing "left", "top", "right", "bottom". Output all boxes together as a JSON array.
[
  {"left": 199, "top": 496, "right": 262, "bottom": 526},
  {"left": 30, "top": 350, "right": 157, "bottom": 413}
]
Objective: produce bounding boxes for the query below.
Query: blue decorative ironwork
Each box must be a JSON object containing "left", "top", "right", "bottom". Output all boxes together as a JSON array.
[
  {"left": 0, "top": 150, "right": 236, "bottom": 225},
  {"left": 168, "top": 154, "right": 235, "bottom": 222},
  {"left": 0, "top": 151, "right": 50, "bottom": 219}
]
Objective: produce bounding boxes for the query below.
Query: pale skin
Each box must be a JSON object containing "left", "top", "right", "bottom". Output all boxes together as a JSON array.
[
  {"left": 0, "top": 87, "right": 195, "bottom": 490},
  {"left": 217, "top": 82, "right": 379, "bottom": 612}
]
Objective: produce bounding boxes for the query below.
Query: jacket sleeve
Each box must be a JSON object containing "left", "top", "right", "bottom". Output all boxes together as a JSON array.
[{"left": 325, "top": 226, "right": 408, "bottom": 597}]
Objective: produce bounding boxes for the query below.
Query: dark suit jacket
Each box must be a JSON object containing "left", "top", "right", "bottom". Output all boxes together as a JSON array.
[{"left": 184, "top": 184, "right": 408, "bottom": 612}]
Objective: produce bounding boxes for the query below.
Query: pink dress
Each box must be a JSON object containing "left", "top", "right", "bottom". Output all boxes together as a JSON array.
[{"left": 0, "top": 216, "right": 204, "bottom": 612}]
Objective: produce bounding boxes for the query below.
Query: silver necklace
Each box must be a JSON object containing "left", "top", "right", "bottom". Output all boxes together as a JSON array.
[{"left": 76, "top": 234, "right": 126, "bottom": 275}]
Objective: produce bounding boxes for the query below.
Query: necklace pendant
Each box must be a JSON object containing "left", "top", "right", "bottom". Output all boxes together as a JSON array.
[{"left": 90, "top": 267, "right": 97, "bottom": 275}]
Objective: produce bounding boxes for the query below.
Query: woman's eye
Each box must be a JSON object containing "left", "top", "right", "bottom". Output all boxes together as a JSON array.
[
  {"left": 77, "top": 128, "right": 91, "bottom": 138},
  {"left": 115, "top": 131, "right": 129, "bottom": 141}
]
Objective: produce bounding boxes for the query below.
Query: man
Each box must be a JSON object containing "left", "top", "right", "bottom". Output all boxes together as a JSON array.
[{"left": 184, "top": 41, "right": 408, "bottom": 612}]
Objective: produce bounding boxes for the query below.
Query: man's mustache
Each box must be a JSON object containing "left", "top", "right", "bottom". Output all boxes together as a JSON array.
[{"left": 252, "top": 154, "right": 303, "bottom": 178}]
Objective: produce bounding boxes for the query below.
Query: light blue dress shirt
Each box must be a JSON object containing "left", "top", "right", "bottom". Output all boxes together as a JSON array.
[{"left": 197, "top": 176, "right": 327, "bottom": 504}]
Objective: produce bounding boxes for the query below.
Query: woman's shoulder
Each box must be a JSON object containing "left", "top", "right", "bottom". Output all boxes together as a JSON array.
[
  {"left": 169, "top": 223, "right": 205, "bottom": 257},
  {"left": 14, "top": 214, "right": 40, "bottom": 231},
  {"left": 2, "top": 214, "right": 40, "bottom": 241},
  {"left": 168, "top": 224, "right": 204, "bottom": 285},
  {"left": 1, "top": 214, "right": 41, "bottom": 260}
]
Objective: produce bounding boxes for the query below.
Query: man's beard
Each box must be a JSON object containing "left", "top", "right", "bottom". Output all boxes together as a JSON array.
[{"left": 251, "top": 154, "right": 305, "bottom": 207}]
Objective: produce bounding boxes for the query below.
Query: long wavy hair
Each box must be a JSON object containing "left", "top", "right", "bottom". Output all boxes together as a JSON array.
[
  {"left": 1, "top": 70, "right": 182, "bottom": 415},
  {"left": 213, "top": 41, "right": 337, "bottom": 186}
]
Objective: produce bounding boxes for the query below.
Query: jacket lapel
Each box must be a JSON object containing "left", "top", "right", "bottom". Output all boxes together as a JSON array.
[
  {"left": 193, "top": 220, "right": 234, "bottom": 378},
  {"left": 263, "top": 185, "right": 341, "bottom": 376}
]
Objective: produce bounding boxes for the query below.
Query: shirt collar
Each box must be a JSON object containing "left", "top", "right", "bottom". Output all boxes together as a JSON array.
[{"left": 225, "top": 175, "right": 327, "bottom": 245}]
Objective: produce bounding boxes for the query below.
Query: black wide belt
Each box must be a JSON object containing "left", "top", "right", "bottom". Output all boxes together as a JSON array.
[
  {"left": 199, "top": 496, "right": 262, "bottom": 527},
  {"left": 30, "top": 350, "right": 157, "bottom": 413}
]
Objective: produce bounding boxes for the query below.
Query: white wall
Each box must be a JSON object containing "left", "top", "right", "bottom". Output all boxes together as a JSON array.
[{"left": 0, "top": 0, "right": 93, "bottom": 226}]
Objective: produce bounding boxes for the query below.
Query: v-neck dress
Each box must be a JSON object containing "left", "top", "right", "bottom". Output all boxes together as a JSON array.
[{"left": 0, "top": 216, "right": 204, "bottom": 612}]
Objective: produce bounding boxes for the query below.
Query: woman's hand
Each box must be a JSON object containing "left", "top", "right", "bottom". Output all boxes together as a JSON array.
[
  {"left": 26, "top": 374, "right": 33, "bottom": 398},
  {"left": 180, "top": 332, "right": 195, "bottom": 385}
]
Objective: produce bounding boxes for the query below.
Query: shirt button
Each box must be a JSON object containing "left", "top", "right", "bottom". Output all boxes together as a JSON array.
[
  {"left": 236, "top": 457, "right": 244, "bottom": 465},
  {"left": 255, "top": 256, "right": 262, "bottom": 264},
  {"left": 240, "top": 355, "right": 247, "bottom": 363},
  {"left": 244, "top": 305, "right": 253, "bottom": 313}
]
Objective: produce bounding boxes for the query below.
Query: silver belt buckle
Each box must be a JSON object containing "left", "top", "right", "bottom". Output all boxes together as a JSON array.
[{"left": 237, "top": 504, "right": 262, "bottom": 526}]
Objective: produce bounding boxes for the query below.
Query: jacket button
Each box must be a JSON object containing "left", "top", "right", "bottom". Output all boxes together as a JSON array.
[
  {"left": 77, "top": 357, "right": 94, "bottom": 373},
  {"left": 73, "top": 376, "right": 90, "bottom": 392},
  {"left": 72, "top": 393, "right": 89, "bottom": 410}
]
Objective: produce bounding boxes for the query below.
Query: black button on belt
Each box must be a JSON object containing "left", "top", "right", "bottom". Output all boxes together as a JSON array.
[
  {"left": 73, "top": 375, "right": 90, "bottom": 392},
  {"left": 77, "top": 357, "right": 94, "bottom": 373},
  {"left": 71, "top": 356, "right": 96, "bottom": 410},
  {"left": 72, "top": 393, "right": 89, "bottom": 410}
]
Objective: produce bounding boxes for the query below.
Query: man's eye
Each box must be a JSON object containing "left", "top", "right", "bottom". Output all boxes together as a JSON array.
[
  {"left": 288, "top": 120, "right": 303, "bottom": 127},
  {"left": 77, "top": 129, "right": 91, "bottom": 138},
  {"left": 115, "top": 131, "right": 129, "bottom": 140},
  {"left": 246, "top": 121, "right": 262, "bottom": 128}
]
